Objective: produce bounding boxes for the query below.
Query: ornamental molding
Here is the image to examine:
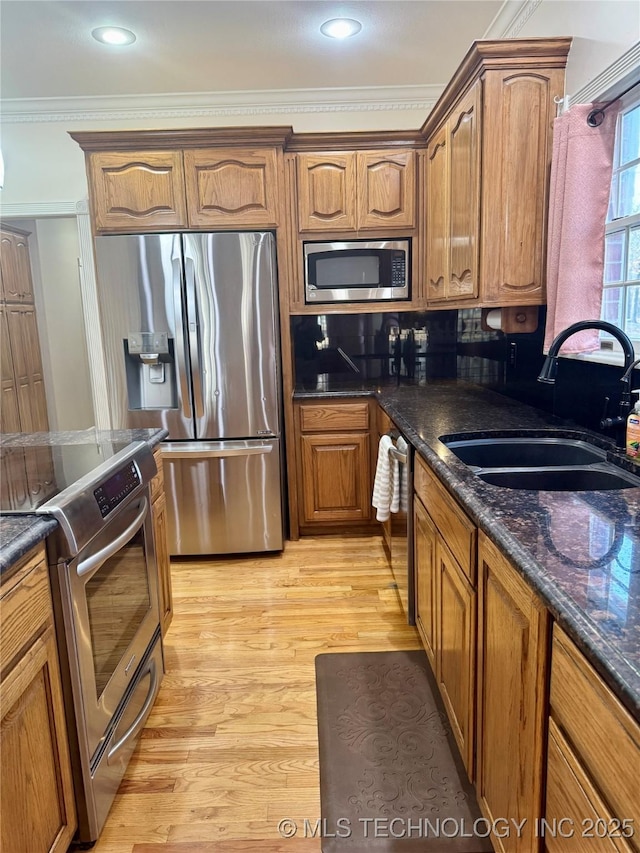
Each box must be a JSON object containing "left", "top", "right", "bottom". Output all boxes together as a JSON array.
[
  {"left": 568, "top": 40, "right": 640, "bottom": 107},
  {"left": 0, "top": 201, "right": 78, "bottom": 217},
  {"left": 0, "top": 85, "right": 442, "bottom": 124}
]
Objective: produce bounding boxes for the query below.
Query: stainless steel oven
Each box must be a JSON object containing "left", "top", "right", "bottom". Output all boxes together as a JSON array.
[{"left": 3, "top": 439, "right": 165, "bottom": 844}]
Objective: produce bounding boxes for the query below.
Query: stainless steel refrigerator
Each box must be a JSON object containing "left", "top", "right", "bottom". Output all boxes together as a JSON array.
[{"left": 93, "top": 231, "right": 283, "bottom": 555}]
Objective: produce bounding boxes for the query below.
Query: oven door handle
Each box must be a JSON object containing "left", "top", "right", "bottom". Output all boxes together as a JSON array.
[
  {"left": 107, "top": 656, "right": 159, "bottom": 765},
  {"left": 76, "top": 497, "right": 148, "bottom": 580}
]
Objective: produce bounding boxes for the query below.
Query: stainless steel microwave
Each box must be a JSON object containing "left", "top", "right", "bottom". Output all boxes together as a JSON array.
[{"left": 304, "top": 239, "right": 410, "bottom": 304}]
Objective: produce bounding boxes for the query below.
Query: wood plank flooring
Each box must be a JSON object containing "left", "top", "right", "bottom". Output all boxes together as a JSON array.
[{"left": 92, "top": 535, "right": 421, "bottom": 853}]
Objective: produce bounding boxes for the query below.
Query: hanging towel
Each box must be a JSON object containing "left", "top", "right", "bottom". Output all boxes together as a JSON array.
[
  {"left": 397, "top": 436, "right": 410, "bottom": 513},
  {"left": 372, "top": 435, "right": 400, "bottom": 522},
  {"left": 544, "top": 102, "right": 619, "bottom": 353}
]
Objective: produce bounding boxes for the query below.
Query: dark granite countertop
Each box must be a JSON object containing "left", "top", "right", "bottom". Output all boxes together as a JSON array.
[
  {"left": 0, "top": 428, "right": 168, "bottom": 576},
  {"left": 371, "top": 381, "right": 640, "bottom": 720}
]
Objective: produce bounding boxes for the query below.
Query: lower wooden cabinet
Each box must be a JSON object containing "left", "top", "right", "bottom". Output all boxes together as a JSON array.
[
  {"left": 151, "top": 448, "right": 173, "bottom": 636},
  {"left": 413, "top": 460, "right": 476, "bottom": 776},
  {"left": 544, "top": 626, "right": 639, "bottom": 852},
  {"left": 295, "top": 400, "right": 375, "bottom": 531},
  {"left": 0, "top": 545, "right": 77, "bottom": 853},
  {"left": 476, "top": 531, "right": 549, "bottom": 853}
]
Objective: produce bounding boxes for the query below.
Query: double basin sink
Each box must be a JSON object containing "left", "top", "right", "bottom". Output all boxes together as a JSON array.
[{"left": 439, "top": 434, "right": 640, "bottom": 491}]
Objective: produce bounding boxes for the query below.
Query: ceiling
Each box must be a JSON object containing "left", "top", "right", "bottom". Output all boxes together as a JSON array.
[{"left": 0, "top": 1, "right": 505, "bottom": 101}]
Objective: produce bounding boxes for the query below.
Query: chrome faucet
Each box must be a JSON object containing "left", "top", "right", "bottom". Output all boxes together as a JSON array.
[{"left": 537, "top": 320, "right": 636, "bottom": 449}]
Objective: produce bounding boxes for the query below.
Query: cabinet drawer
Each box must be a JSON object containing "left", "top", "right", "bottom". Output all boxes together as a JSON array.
[
  {"left": 0, "top": 546, "right": 51, "bottom": 672},
  {"left": 151, "top": 446, "right": 164, "bottom": 504},
  {"left": 550, "top": 626, "right": 640, "bottom": 836},
  {"left": 299, "top": 402, "right": 370, "bottom": 433},
  {"left": 414, "top": 454, "right": 476, "bottom": 583}
]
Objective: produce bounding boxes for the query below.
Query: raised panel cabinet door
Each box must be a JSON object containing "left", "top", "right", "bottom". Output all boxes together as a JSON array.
[
  {"left": 299, "top": 432, "right": 371, "bottom": 524},
  {"left": 0, "top": 626, "right": 77, "bottom": 853},
  {"left": 481, "top": 69, "right": 564, "bottom": 305},
  {"left": 357, "top": 150, "right": 416, "bottom": 229},
  {"left": 296, "top": 153, "right": 357, "bottom": 232},
  {"left": 5, "top": 304, "right": 49, "bottom": 432},
  {"left": 152, "top": 491, "right": 173, "bottom": 637},
  {"left": 448, "top": 82, "right": 481, "bottom": 300},
  {"left": 184, "top": 148, "right": 279, "bottom": 228},
  {"left": 13, "top": 232, "right": 35, "bottom": 302},
  {"left": 477, "top": 531, "right": 549, "bottom": 853},
  {"left": 425, "top": 125, "right": 449, "bottom": 302},
  {"left": 0, "top": 304, "right": 21, "bottom": 433},
  {"left": 413, "top": 496, "right": 438, "bottom": 670},
  {"left": 88, "top": 150, "right": 188, "bottom": 232},
  {"left": 436, "top": 538, "right": 476, "bottom": 778},
  {"left": 0, "top": 230, "right": 20, "bottom": 302}
]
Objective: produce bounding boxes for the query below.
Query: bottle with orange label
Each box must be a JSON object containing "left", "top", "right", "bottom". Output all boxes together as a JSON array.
[{"left": 626, "top": 390, "right": 640, "bottom": 459}]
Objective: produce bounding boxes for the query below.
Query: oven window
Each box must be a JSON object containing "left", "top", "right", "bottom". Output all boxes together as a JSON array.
[
  {"left": 315, "top": 253, "right": 380, "bottom": 288},
  {"left": 86, "top": 528, "right": 151, "bottom": 698}
]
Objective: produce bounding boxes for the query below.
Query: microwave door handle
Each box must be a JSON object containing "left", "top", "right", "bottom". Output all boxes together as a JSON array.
[
  {"left": 107, "top": 656, "right": 159, "bottom": 764},
  {"left": 76, "top": 497, "right": 148, "bottom": 580}
]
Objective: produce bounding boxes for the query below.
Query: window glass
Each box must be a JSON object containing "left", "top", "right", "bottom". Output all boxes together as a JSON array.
[
  {"left": 620, "top": 103, "right": 640, "bottom": 164},
  {"left": 604, "top": 230, "right": 625, "bottom": 282},
  {"left": 618, "top": 164, "right": 640, "bottom": 218}
]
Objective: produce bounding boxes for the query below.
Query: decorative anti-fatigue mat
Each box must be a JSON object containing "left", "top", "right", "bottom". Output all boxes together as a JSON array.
[{"left": 315, "top": 650, "right": 493, "bottom": 852}]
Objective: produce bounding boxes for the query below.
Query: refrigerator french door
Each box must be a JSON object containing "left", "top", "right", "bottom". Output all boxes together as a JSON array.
[{"left": 94, "top": 231, "right": 284, "bottom": 555}]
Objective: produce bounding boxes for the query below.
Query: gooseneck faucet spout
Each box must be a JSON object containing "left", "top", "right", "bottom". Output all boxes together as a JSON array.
[{"left": 537, "top": 320, "right": 636, "bottom": 449}]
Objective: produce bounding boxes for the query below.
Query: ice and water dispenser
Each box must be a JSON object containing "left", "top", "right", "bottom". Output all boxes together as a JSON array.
[{"left": 124, "top": 332, "right": 178, "bottom": 410}]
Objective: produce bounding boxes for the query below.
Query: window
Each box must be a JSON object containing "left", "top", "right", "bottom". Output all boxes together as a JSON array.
[{"left": 600, "top": 95, "right": 640, "bottom": 353}]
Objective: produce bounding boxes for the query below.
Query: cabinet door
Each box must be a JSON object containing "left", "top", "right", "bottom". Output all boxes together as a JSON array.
[
  {"left": 296, "top": 153, "right": 357, "bottom": 232},
  {"left": 436, "top": 539, "right": 476, "bottom": 778},
  {"left": 0, "top": 304, "right": 21, "bottom": 433},
  {"left": 448, "top": 83, "right": 481, "bottom": 300},
  {"left": 88, "top": 150, "right": 188, "bottom": 232},
  {"left": 413, "top": 496, "right": 437, "bottom": 669},
  {"left": 0, "top": 230, "right": 34, "bottom": 303},
  {"left": 357, "top": 150, "right": 416, "bottom": 229},
  {"left": 184, "top": 147, "right": 279, "bottom": 228},
  {"left": 299, "top": 432, "right": 371, "bottom": 523},
  {"left": 5, "top": 304, "right": 49, "bottom": 432},
  {"left": 152, "top": 491, "right": 173, "bottom": 637},
  {"left": 481, "top": 70, "right": 563, "bottom": 305},
  {"left": 477, "top": 532, "right": 549, "bottom": 853},
  {"left": 425, "top": 125, "right": 449, "bottom": 302}
]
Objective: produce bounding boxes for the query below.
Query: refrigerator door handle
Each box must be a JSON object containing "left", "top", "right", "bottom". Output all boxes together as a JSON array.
[
  {"left": 184, "top": 252, "right": 205, "bottom": 419},
  {"left": 162, "top": 441, "right": 274, "bottom": 459},
  {"left": 172, "top": 251, "right": 192, "bottom": 419}
]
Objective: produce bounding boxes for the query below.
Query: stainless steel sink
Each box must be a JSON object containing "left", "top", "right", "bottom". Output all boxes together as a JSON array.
[
  {"left": 442, "top": 436, "right": 606, "bottom": 468},
  {"left": 439, "top": 433, "right": 640, "bottom": 491},
  {"left": 477, "top": 465, "right": 640, "bottom": 491}
]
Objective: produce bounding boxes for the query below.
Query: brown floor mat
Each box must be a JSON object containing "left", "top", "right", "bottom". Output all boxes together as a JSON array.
[{"left": 315, "top": 650, "right": 494, "bottom": 852}]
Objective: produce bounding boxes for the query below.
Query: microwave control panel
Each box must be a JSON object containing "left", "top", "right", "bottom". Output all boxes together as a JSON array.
[{"left": 391, "top": 252, "right": 406, "bottom": 286}]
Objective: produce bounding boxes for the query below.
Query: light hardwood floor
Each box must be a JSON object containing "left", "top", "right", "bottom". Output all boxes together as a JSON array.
[{"left": 92, "top": 535, "right": 421, "bottom": 853}]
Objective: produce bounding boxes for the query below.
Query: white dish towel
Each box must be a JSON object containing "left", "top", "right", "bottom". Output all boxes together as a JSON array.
[{"left": 372, "top": 435, "right": 400, "bottom": 522}]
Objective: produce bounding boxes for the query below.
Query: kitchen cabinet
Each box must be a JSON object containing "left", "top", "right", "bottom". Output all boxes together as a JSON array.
[
  {"left": 3, "top": 303, "right": 49, "bottom": 433},
  {"left": 413, "top": 453, "right": 477, "bottom": 775},
  {"left": 422, "top": 38, "right": 570, "bottom": 310},
  {"left": 151, "top": 447, "right": 173, "bottom": 636},
  {"left": 0, "top": 544, "right": 77, "bottom": 853},
  {"left": 0, "top": 227, "right": 34, "bottom": 303},
  {"left": 544, "top": 625, "right": 639, "bottom": 852},
  {"left": 86, "top": 150, "right": 188, "bottom": 232},
  {"left": 183, "top": 147, "right": 279, "bottom": 228},
  {"left": 426, "top": 82, "right": 480, "bottom": 302},
  {"left": 476, "top": 530, "right": 549, "bottom": 853},
  {"left": 296, "top": 149, "right": 416, "bottom": 232},
  {"left": 296, "top": 400, "right": 374, "bottom": 530}
]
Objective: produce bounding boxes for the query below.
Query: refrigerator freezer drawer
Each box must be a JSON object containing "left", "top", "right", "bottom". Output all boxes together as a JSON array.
[{"left": 162, "top": 440, "right": 284, "bottom": 555}]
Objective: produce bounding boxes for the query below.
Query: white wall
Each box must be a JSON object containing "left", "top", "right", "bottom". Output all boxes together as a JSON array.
[{"left": 13, "top": 217, "right": 95, "bottom": 430}]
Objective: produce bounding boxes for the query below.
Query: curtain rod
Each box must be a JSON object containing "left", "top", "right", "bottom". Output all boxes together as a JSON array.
[{"left": 587, "top": 77, "right": 640, "bottom": 126}]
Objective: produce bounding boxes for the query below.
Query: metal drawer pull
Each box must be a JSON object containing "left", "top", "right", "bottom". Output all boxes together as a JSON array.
[
  {"left": 389, "top": 445, "right": 407, "bottom": 464},
  {"left": 107, "top": 657, "right": 158, "bottom": 764}
]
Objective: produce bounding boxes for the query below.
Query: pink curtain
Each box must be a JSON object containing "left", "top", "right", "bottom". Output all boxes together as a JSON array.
[{"left": 544, "top": 102, "right": 619, "bottom": 354}]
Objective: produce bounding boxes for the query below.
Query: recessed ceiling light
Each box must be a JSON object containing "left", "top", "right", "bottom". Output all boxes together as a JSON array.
[
  {"left": 91, "top": 26, "right": 137, "bottom": 46},
  {"left": 320, "top": 18, "right": 362, "bottom": 39}
]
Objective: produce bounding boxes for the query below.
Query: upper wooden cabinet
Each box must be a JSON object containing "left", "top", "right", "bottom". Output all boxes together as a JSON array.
[
  {"left": 422, "top": 38, "right": 570, "bottom": 309},
  {"left": 296, "top": 149, "right": 416, "bottom": 232},
  {"left": 87, "top": 150, "right": 188, "bottom": 232},
  {"left": 0, "top": 227, "right": 34, "bottom": 303},
  {"left": 184, "top": 147, "right": 279, "bottom": 228}
]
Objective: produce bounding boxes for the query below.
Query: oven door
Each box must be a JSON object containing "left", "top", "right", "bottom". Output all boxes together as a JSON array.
[{"left": 56, "top": 488, "right": 160, "bottom": 759}]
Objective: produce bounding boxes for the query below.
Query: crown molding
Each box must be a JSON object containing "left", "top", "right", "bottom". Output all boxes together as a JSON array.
[
  {"left": 567, "top": 40, "right": 640, "bottom": 107},
  {"left": 1, "top": 84, "right": 443, "bottom": 124},
  {"left": 483, "top": 0, "right": 543, "bottom": 39},
  {"left": 0, "top": 201, "right": 78, "bottom": 217}
]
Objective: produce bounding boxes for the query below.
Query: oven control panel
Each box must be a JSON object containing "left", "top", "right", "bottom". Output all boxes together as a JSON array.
[{"left": 94, "top": 462, "right": 141, "bottom": 517}]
